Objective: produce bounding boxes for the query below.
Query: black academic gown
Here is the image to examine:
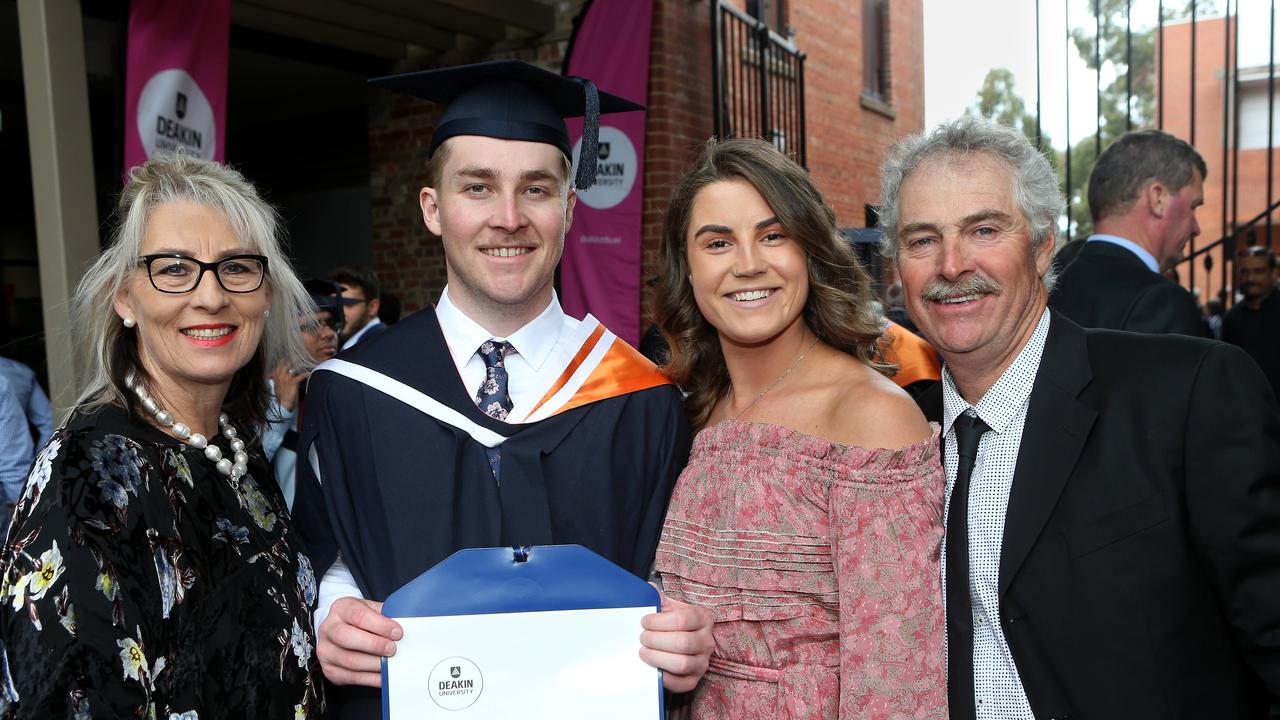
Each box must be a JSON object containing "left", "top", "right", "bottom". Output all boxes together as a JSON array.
[{"left": 292, "top": 308, "right": 691, "bottom": 719}]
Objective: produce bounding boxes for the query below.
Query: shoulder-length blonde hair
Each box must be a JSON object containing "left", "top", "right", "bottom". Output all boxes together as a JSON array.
[
  {"left": 655, "top": 138, "right": 891, "bottom": 429},
  {"left": 69, "top": 152, "right": 315, "bottom": 431}
]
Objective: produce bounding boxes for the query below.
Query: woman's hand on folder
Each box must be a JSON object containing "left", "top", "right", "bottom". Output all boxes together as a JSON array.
[
  {"left": 639, "top": 589, "right": 715, "bottom": 693},
  {"left": 317, "top": 597, "right": 405, "bottom": 687}
]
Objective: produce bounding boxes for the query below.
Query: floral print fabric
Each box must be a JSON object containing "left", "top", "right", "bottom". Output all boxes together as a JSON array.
[
  {"left": 0, "top": 405, "right": 323, "bottom": 719},
  {"left": 656, "top": 421, "right": 948, "bottom": 720}
]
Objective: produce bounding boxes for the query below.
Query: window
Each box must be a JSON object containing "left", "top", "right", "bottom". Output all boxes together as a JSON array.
[
  {"left": 747, "top": 0, "right": 786, "bottom": 34},
  {"left": 863, "top": 0, "right": 888, "bottom": 101},
  {"left": 712, "top": 0, "right": 808, "bottom": 165},
  {"left": 1239, "top": 80, "right": 1280, "bottom": 150}
]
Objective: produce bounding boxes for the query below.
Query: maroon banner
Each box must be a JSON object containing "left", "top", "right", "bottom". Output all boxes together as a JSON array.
[
  {"left": 124, "top": 0, "right": 231, "bottom": 172},
  {"left": 562, "top": 0, "right": 653, "bottom": 347}
]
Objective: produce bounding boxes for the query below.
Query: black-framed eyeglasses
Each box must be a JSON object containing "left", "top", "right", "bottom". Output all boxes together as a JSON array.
[
  {"left": 139, "top": 253, "right": 269, "bottom": 294},
  {"left": 300, "top": 314, "right": 345, "bottom": 335}
]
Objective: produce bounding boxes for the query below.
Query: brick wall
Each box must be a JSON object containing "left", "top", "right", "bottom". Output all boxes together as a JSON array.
[
  {"left": 1158, "top": 16, "right": 1280, "bottom": 305},
  {"left": 791, "top": 0, "right": 924, "bottom": 229},
  {"left": 640, "top": 0, "right": 717, "bottom": 320}
]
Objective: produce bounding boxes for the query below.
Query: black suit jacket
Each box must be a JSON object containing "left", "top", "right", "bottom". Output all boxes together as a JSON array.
[
  {"left": 919, "top": 311, "right": 1280, "bottom": 720},
  {"left": 1050, "top": 240, "right": 1209, "bottom": 337}
]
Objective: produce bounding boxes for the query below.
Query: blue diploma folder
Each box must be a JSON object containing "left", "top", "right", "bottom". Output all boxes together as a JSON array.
[{"left": 380, "top": 544, "right": 663, "bottom": 719}]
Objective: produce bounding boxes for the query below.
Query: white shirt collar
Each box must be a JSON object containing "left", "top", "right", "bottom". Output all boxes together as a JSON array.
[
  {"left": 434, "top": 286, "right": 565, "bottom": 371},
  {"left": 942, "top": 308, "right": 1052, "bottom": 436},
  {"left": 1087, "top": 233, "right": 1160, "bottom": 274},
  {"left": 340, "top": 316, "right": 383, "bottom": 350}
]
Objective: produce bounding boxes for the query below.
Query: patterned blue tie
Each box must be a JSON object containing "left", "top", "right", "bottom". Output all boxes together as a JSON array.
[
  {"left": 475, "top": 340, "right": 515, "bottom": 480},
  {"left": 475, "top": 340, "right": 515, "bottom": 420}
]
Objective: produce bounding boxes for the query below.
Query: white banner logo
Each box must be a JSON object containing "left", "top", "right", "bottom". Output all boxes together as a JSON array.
[
  {"left": 572, "top": 125, "right": 638, "bottom": 210},
  {"left": 136, "top": 69, "right": 217, "bottom": 160}
]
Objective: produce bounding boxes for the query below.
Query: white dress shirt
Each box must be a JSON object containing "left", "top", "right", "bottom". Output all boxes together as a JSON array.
[
  {"left": 340, "top": 316, "right": 383, "bottom": 350},
  {"left": 434, "top": 286, "right": 582, "bottom": 418},
  {"left": 941, "top": 308, "right": 1051, "bottom": 720},
  {"left": 1087, "top": 233, "right": 1160, "bottom": 273},
  {"left": 315, "top": 287, "right": 579, "bottom": 627}
]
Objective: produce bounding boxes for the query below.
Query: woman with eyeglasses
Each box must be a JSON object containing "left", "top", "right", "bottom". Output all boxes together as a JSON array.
[{"left": 0, "top": 153, "right": 324, "bottom": 718}]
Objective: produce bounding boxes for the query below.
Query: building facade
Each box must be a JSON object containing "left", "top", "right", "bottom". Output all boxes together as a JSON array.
[{"left": 1154, "top": 14, "right": 1277, "bottom": 306}]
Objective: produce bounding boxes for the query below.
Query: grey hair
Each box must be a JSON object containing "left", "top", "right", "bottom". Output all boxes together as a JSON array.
[
  {"left": 877, "top": 116, "right": 1066, "bottom": 289},
  {"left": 68, "top": 152, "right": 315, "bottom": 429}
]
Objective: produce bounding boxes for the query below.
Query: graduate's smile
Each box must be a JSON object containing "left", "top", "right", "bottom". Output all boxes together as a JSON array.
[{"left": 479, "top": 245, "right": 535, "bottom": 258}]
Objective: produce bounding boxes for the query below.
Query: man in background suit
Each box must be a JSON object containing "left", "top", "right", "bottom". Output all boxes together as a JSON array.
[
  {"left": 1224, "top": 245, "right": 1280, "bottom": 398},
  {"left": 879, "top": 116, "right": 1280, "bottom": 719},
  {"left": 330, "top": 266, "right": 388, "bottom": 350},
  {"left": 1050, "top": 130, "right": 1209, "bottom": 337}
]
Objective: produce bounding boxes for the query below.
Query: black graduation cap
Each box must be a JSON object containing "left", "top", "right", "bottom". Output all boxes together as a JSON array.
[
  {"left": 369, "top": 59, "right": 643, "bottom": 190},
  {"left": 302, "top": 278, "right": 342, "bottom": 317}
]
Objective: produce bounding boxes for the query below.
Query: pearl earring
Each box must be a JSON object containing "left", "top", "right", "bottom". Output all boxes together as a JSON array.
[
  {"left": 123, "top": 318, "right": 136, "bottom": 329},
  {"left": 264, "top": 310, "right": 271, "bottom": 318}
]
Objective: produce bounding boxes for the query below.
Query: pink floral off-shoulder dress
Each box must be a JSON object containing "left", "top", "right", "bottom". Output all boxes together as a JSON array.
[{"left": 655, "top": 421, "right": 948, "bottom": 720}]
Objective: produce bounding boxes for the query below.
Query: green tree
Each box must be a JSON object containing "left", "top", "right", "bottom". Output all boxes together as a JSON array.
[
  {"left": 1166, "top": 0, "right": 1221, "bottom": 21},
  {"left": 1062, "top": 0, "right": 1218, "bottom": 238},
  {"left": 1069, "top": 0, "right": 1156, "bottom": 143},
  {"left": 967, "top": 1, "right": 1220, "bottom": 240},
  {"left": 967, "top": 68, "right": 1054, "bottom": 152}
]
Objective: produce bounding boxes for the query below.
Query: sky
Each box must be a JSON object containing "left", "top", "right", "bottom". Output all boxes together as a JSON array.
[{"left": 923, "top": 0, "right": 1279, "bottom": 150}]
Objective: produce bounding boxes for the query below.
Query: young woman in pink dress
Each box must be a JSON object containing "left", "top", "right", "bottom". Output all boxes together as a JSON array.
[{"left": 654, "top": 138, "right": 948, "bottom": 719}]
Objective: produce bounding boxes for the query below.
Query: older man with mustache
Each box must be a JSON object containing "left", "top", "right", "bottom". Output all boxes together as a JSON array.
[{"left": 880, "top": 116, "right": 1280, "bottom": 720}]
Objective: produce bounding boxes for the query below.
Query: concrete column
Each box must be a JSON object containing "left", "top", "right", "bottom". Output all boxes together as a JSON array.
[{"left": 17, "top": 0, "right": 101, "bottom": 417}]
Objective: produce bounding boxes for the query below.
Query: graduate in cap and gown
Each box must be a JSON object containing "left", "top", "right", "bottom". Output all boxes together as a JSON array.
[{"left": 290, "top": 60, "right": 714, "bottom": 718}]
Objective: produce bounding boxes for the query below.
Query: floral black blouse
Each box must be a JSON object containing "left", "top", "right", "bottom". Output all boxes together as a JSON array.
[{"left": 0, "top": 405, "right": 323, "bottom": 719}]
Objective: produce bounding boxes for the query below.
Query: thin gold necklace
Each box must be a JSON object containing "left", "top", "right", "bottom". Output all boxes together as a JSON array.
[{"left": 724, "top": 335, "right": 821, "bottom": 423}]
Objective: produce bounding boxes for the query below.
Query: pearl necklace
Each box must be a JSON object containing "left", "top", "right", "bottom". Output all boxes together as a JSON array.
[
  {"left": 125, "top": 374, "right": 249, "bottom": 488},
  {"left": 723, "top": 335, "right": 822, "bottom": 423}
]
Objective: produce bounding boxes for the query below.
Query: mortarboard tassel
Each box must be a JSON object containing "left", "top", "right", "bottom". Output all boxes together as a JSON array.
[{"left": 573, "top": 77, "right": 601, "bottom": 190}]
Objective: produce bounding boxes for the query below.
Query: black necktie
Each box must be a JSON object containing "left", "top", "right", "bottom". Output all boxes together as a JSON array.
[
  {"left": 474, "top": 340, "right": 516, "bottom": 481},
  {"left": 947, "top": 410, "right": 991, "bottom": 719}
]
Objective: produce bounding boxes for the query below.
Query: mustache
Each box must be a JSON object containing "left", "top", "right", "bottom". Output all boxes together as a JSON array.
[{"left": 920, "top": 273, "right": 1003, "bottom": 302}]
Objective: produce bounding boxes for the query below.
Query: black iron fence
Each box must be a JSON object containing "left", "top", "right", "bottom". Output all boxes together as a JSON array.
[
  {"left": 1164, "top": 0, "right": 1253, "bottom": 307},
  {"left": 711, "top": 0, "right": 808, "bottom": 166},
  {"left": 1036, "top": 0, "right": 1278, "bottom": 309}
]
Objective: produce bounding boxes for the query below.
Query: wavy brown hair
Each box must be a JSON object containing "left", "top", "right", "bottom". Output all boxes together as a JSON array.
[{"left": 656, "top": 138, "right": 891, "bottom": 429}]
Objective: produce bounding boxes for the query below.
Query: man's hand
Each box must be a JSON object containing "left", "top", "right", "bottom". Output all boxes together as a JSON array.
[
  {"left": 316, "top": 597, "right": 403, "bottom": 687},
  {"left": 270, "top": 360, "right": 308, "bottom": 413},
  {"left": 639, "top": 590, "right": 715, "bottom": 693}
]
